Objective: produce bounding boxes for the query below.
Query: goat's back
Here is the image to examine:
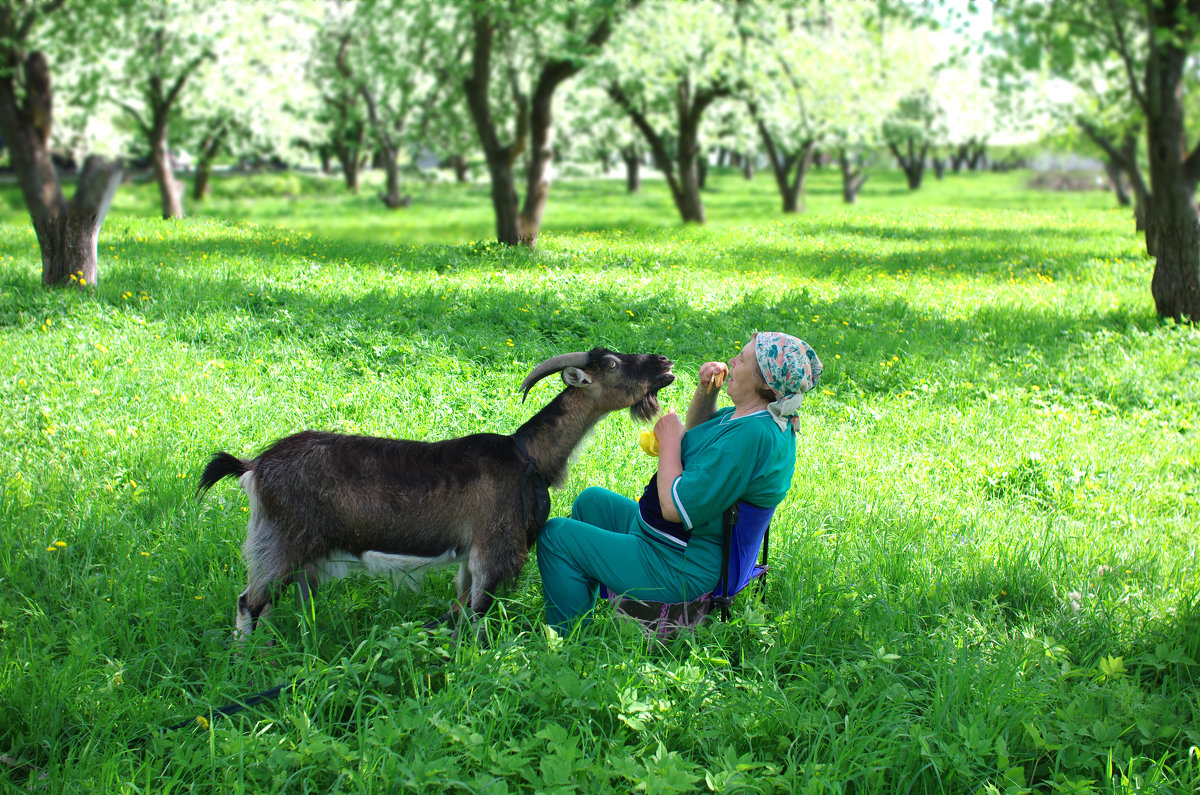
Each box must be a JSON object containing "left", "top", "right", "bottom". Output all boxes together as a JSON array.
[{"left": 250, "top": 430, "right": 525, "bottom": 559}]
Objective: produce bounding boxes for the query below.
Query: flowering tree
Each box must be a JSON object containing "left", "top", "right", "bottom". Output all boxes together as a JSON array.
[
  {"left": 0, "top": 0, "right": 123, "bottom": 287},
  {"left": 600, "top": 0, "right": 740, "bottom": 224},
  {"left": 461, "top": 0, "right": 639, "bottom": 248},
  {"left": 328, "top": 0, "right": 466, "bottom": 209},
  {"left": 994, "top": 0, "right": 1200, "bottom": 322}
]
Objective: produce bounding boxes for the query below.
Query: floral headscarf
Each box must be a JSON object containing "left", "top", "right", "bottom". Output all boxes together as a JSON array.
[{"left": 754, "top": 332, "right": 823, "bottom": 432}]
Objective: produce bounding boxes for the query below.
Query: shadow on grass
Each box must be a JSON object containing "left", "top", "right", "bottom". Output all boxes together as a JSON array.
[{"left": 0, "top": 233, "right": 1168, "bottom": 419}]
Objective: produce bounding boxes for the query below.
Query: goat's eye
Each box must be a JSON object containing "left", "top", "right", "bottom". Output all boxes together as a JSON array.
[{"left": 609, "top": 360, "right": 616, "bottom": 368}]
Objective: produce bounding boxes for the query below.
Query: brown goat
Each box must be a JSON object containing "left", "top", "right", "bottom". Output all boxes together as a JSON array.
[{"left": 198, "top": 348, "right": 674, "bottom": 637}]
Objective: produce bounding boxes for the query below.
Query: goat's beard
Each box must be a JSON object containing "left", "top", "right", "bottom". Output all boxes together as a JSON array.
[{"left": 630, "top": 391, "right": 662, "bottom": 422}]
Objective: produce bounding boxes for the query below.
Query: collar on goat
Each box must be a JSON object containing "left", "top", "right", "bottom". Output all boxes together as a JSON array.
[{"left": 514, "top": 435, "right": 551, "bottom": 543}]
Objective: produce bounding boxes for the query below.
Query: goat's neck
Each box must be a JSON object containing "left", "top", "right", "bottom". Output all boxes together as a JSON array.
[{"left": 513, "top": 389, "right": 606, "bottom": 486}]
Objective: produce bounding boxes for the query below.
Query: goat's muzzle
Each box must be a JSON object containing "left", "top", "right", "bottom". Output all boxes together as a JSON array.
[{"left": 630, "top": 368, "right": 675, "bottom": 422}]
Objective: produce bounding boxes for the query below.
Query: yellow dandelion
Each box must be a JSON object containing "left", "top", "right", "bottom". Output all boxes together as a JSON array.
[
  {"left": 46, "top": 545, "right": 57, "bottom": 552},
  {"left": 55, "top": 541, "right": 66, "bottom": 548},
  {"left": 195, "top": 715, "right": 210, "bottom": 730}
]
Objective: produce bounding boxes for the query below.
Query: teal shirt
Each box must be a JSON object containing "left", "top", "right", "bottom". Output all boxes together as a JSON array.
[{"left": 638, "top": 407, "right": 796, "bottom": 549}]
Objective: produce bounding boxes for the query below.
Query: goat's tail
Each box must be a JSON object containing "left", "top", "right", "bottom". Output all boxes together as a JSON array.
[{"left": 198, "top": 452, "right": 250, "bottom": 496}]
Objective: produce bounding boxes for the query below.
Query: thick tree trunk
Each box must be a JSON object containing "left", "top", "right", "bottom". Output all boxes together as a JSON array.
[
  {"left": 35, "top": 160, "right": 122, "bottom": 286},
  {"left": 838, "top": 148, "right": 869, "bottom": 204},
  {"left": 889, "top": 139, "right": 927, "bottom": 190},
  {"left": 1144, "top": 21, "right": 1200, "bottom": 322},
  {"left": 0, "top": 51, "right": 123, "bottom": 288},
  {"left": 622, "top": 146, "right": 641, "bottom": 193}
]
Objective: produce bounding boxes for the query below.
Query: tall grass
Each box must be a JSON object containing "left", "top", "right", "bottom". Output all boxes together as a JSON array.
[{"left": 0, "top": 167, "right": 1197, "bottom": 792}]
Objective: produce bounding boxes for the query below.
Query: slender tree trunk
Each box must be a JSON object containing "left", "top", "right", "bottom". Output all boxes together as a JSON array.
[
  {"left": 449, "top": 153, "right": 470, "bottom": 182},
  {"left": 838, "top": 148, "right": 869, "bottom": 203},
  {"left": 622, "top": 145, "right": 641, "bottom": 192},
  {"left": 150, "top": 124, "right": 183, "bottom": 219},
  {"left": 742, "top": 152, "right": 754, "bottom": 180},
  {"left": 757, "top": 115, "right": 815, "bottom": 213},
  {"left": 334, "top": 124, "right": 365, "bottom": 194},
  {"left": 464, "top": 13, "right": 522, "bottom": 246},
  {"left": 463, "top": 6, "right": 627, "bottom": 248},
  {"left": 191, "top": 123, "right": 227, "bottom": 202},
  {"left": 1103, "top": 157, "right": 1131, "bottom": 206},
  {"left": 0, "top": 51, "right": 123, "bottom": 288}
]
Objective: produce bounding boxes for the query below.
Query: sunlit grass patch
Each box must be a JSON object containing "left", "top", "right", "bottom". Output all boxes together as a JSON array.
[{"left": 0, "top": 169, "right": 1197, "bottom": 791}]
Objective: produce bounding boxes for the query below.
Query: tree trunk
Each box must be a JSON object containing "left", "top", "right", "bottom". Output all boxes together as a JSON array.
[
  {"left": 150, "top": 125, "right": 183, "bottom": 219},
  {"left": 0, "top": 51, "right": 123, "bottom": 288},
  {"left": 335, "top": 126, "right": 364, "bottom": 194},
  {"left": 696, "top": 155, "right": 708, "bottom": 191},
  {"left": 379, "top": 150, "right": 411, "bottom": 209},
  {"left": 1144, "top": 17, "right": 1200, "bottom": 322},
  {"left": 610, "top": 75, "right": 722, "bottom": 225},
  {"left": 1103, "top": 157, "right": 1131, "bottom": 206},
  {"left": 450, "top": 153, "right": 470, "bottom": 182},
  {"left": 742, "top": 152, "right": 754, "bottom": 180},
  {"left": 889, "top": 139, "right": 927, "bottom": 190},
  {"left": 622, "top": 145, "right": 641, "bottom": 192},
  {"left": 838, "top": 148, "right": 869, "bottom": 203},
  {"left": 757, "top": 112, "right": 815, "bottom": 213}
]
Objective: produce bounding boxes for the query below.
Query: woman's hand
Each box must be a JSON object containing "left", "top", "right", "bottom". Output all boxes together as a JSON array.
[
  {"left": 697, "top": 361, "right": 728, "bottom": 393},
  {"left": 654, "top": 410, "right": 685, "bottom": 448}
]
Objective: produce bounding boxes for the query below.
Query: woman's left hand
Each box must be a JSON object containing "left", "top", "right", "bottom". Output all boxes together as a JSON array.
[{"left": 654, "top": 411, "right": 684, "bottom": 449}]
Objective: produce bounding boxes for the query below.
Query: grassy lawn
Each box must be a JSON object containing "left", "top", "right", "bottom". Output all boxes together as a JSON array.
[{"left": 0, "top": 166, "right": 1197, "bottom": 792}]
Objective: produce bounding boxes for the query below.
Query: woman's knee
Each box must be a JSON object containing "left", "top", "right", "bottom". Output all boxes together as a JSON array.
[
  {"left": 539, "top": 517, "right": 571, "bottom": 556},
  {"left": 572, "top": 487, "right": 615, "bottom": 522}
]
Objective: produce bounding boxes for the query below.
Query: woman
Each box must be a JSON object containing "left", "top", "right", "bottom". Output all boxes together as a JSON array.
[{"left": 536, "top": 331, "right": 823, "bottom": 632}]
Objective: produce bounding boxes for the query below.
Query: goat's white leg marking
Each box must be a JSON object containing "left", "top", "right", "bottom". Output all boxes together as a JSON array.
[
  {"left": 467, "top": 550, "right": 493, "bottom": 613},
  {"left": 362, "top": 548, "right": 460, "bottom": 590}
]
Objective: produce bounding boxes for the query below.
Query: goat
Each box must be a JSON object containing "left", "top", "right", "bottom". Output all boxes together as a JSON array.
[{"left": 198, "top": 347, "right": 674, "bottom": 637}]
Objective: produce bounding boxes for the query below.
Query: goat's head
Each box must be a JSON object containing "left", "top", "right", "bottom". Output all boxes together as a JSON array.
[{"left": 521, "top": 347, "right": 674, "bottom": 421}]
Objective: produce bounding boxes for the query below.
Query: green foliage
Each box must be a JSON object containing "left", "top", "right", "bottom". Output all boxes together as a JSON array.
[{"left": 0, "top": 169, "right": 1197, "bottom": 792}]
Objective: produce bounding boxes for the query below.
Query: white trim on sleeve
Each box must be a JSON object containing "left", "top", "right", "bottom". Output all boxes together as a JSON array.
[{"left": 670, "top": 475, "right": 693, "bottom": 530}]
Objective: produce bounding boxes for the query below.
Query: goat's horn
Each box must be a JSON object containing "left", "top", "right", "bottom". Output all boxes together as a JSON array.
[{"left": 520, "top": 351, "right": 590, "bottom": 400}]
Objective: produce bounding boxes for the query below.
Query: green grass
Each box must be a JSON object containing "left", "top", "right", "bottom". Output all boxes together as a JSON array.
[{"left": 1, "top": 166, "right": 1197, "bottom": 792}]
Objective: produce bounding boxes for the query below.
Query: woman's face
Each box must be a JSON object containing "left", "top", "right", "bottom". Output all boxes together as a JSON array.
[{"left": 726, "top": 340, "right": 767, "bottom": 406}]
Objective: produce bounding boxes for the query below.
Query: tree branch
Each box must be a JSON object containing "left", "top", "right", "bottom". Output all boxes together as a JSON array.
[
  {"left": 163, "top": 50, "right": 214, "bottom": 114},
  {"left": 14, "top": 0, "right": 66, "bottom": 43},
  {"left": 115, "top": 99, "right": 150, "bottom": 137},
  {"left": 1105, "top": 0, "right": 1147, "bottom": 112}
]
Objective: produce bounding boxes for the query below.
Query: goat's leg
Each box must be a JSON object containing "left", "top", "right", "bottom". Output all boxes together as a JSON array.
[
  {"left": 236, "top": 513, "right": 290, "bottom": 639},
  {"left": 236, "top": 584, "right": 273, "bottom": 638}
]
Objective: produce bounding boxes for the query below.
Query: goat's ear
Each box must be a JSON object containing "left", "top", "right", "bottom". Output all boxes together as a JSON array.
[{"left": 561, "top": 367, "right": 594, "bottom": 388}]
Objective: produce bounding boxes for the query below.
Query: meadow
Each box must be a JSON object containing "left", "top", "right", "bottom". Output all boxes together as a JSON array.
[{"left": 0, "top": 164, "right": 1197, "bottom": 793}]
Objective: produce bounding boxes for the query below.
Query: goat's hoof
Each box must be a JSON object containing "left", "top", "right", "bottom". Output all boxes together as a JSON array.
[{"left": 422, "top": 612, "right": 455, "bottom": 631}]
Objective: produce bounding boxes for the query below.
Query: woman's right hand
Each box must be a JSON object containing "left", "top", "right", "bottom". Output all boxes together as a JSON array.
[{"left": 698, "top": 361, "right": 728, "bottom": 392}]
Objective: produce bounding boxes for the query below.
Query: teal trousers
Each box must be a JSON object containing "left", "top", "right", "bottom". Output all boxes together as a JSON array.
[{"left": 537, "top": 487, "right": 722, "bottom": 631}]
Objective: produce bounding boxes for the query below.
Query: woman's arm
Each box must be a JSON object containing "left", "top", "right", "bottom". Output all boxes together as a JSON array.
[
  {"left": 654, "top": 411, "right": 685, "bottom": 523},
  {"left": 685, "top": 362, "right": 728, "bottom": 430}
]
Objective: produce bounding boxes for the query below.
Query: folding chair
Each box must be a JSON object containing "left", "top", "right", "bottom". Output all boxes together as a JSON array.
[{"left": 599, "top": 501, "right": 774, "bottom": 639}]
